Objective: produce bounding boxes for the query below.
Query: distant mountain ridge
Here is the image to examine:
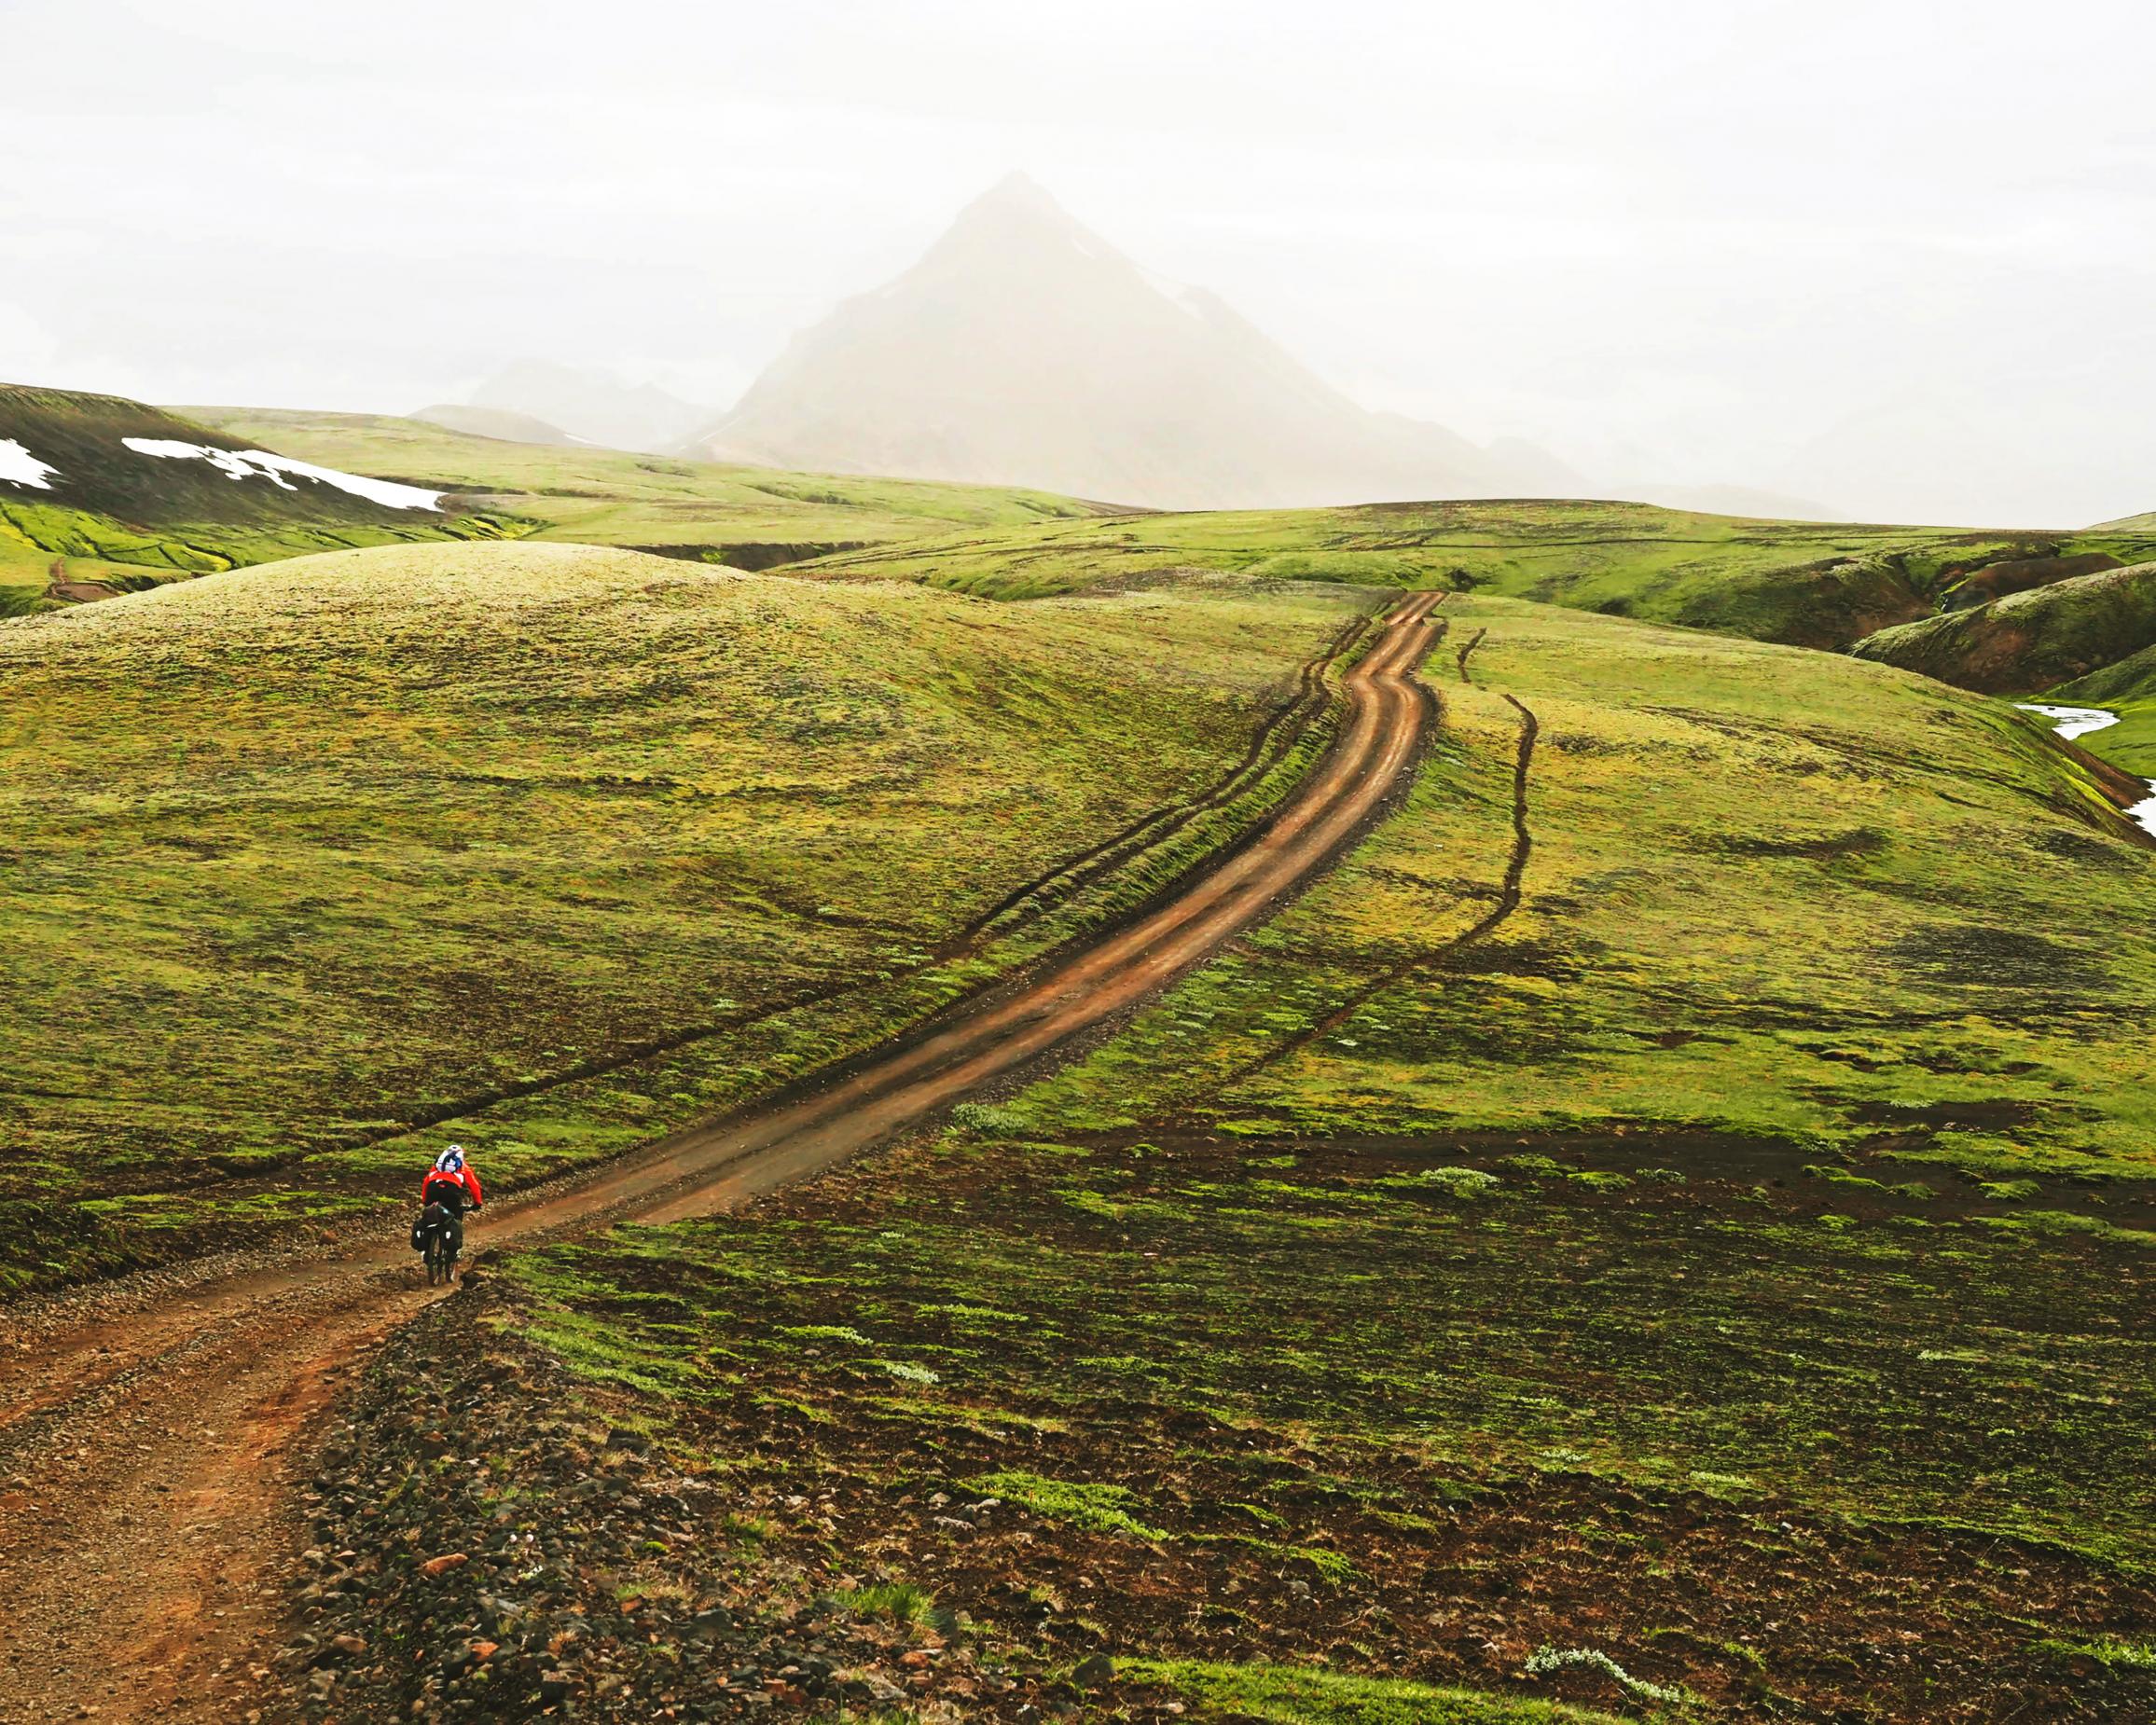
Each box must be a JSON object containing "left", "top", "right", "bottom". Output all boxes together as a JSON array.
[
  {"left": 413, "top": 404, "right": 579, "bottom": 447},
  {"left": 684, "top": 174, "right": 1582, "bottom": 510},
  {"left": 463, "top": 362, "right": 710, "bottom": 454}
]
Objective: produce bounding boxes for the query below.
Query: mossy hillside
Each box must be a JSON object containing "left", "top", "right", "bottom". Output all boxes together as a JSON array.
[
  {"left": 798, "top": 499, "right": 2156, "bottom": 647},
  {"left": 1000, "top": 595, "right": 2156, "bottom": 1181},
  {"left": 1853, "top": 559, "right": 2156, "bottom": 694},
  {"left": 0, "top": 542, "right": 1375, "bottom": 1290},
  {"left": 297, "top": 1287, "right": 1650, "bottom": 1723},
  {"left": 363, "top": 582, "right": 2156, "bottom": 1720},
  {"left": 0, "top": 384, "right": 444, "bottom": 529},
  {"left": 0, "top": 385, "right": 520, "bottom": 608},
  {"left": 182, "top": 407, "right": 1117, "bottom": 561}
]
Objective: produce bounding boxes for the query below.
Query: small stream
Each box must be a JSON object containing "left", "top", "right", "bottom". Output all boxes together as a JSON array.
[{"left": 2016, "top": 703, "right": 2156, "bottom": 835}]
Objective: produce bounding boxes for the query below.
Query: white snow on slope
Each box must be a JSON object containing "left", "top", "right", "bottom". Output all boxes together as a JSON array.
[
  {"left": 121, "top": 438, "right": 442, "bottom": 511},
  {"left": 2016, "top": 702, "right": 2121, "bottom": 740},
  {"left": 0, "top": 438, "right": 60, "bottom": 490}
]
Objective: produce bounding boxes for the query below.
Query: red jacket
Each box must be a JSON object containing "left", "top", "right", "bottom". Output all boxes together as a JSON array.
[{"left": 422, "top": 1166, "right": 483, "bottom": 1209}]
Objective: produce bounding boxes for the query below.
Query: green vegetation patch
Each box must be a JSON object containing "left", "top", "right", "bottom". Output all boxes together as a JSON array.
[
  {"left": 0, "top": 387, "right": 522, "bottom": 609},
  {"left": 1122, "top": 1659, "right": 1624, "bottom": 1724},
  {"left": 488, "top": 1104, "right": 2153, "bottom": 1720},
  {"left": 969, "top": 1470, "right": 1168, "bottom": 1539},
  {"left": 479, "top": 584, "right": 2156, "bottom": 1720}
]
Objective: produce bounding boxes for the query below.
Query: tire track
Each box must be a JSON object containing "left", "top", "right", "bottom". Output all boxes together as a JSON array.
[
  {"left": 1231, "top": 683, "right": 1538, "bottom": 1081},
  {"left": 1456, "top": 625, "right": 1487, "bottom": 683}
]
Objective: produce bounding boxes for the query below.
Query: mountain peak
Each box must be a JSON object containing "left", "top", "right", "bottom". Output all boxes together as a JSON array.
[
  {"left": 970, "top": 171, "right": 1064, "bottom": 216},
  {"left": 945, "top": 172, "right": 1088, "bottom": 248},
  {"left": 694, "top": 185, "right": 1575, "bottom": 509}
]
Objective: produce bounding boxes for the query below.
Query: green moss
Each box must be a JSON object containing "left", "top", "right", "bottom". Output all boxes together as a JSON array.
[
  {"left": 966, "top": 1470, "right": 1168, "bottom": 1540},
  {"left": 841, "top": 1581, "right": 938, "bottom": 1626},
  {"left": 2032, "top": 1634, "right": 2156, "bottom": 1671},
  {"left": 1120, "top": 1659, "right": 1624, "bottom": 1724},
  {"left": 1857, "top": 560, "right": 2156, "bottom": 694}
]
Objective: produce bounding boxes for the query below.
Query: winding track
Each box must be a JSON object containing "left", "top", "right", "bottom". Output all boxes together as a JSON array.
[{"left": 0, "top": 591, "right": 1443, "bottom": 1723}]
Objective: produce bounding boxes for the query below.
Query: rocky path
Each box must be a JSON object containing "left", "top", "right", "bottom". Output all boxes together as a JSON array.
[{"left": 0, "top": 591, "right": 1443, "bottom": 1724}]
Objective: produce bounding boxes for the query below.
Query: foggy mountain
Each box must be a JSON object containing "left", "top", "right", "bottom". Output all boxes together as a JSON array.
[
  {"left": 685, "top": 175, "right": 1582, "bottom": 510},
  {"left": 464, "top": 361, "right": 709, "bottom": 455},
  {"left": 412, "top": 403, "right": 579, "bottom": 446}
]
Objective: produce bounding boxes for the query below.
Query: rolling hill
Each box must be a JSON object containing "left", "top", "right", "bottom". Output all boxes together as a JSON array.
[
  {"left": 1852, "top": 559, "right": 2156, "bottom": 693},
  {"left": 0, "top": 383, "right": 514, "bottom": 611},
  {"left": 688, "top": 173, "right": 1581, "bottom": 509},
  {"left": 162, "top": 408, "right": 2156, "bottom": 668},
  {"left": 0, "top": 540, "right": 1369, "bottom": 1290},
  {"left": 184, "top": 405, "right": 1121, "bottom": 569},
  {"left": 0, "top": 383, "right": 447, "bottom": 524},
  {"left": 10, "top": 472, "right": 2156, "bottom": 1721},
  {"left": 796, "top": 497, "right": 2156, "bottom": 648}
]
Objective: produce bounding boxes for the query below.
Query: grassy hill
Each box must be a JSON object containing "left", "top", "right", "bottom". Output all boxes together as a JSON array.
[
  {"left": 795, "top": 498, "right": 2156, "bottom": 647},
  {"left": 139, "top": 412, "right": 2156, "bottom": 669},
  {"left": 186, "top": 406, "right": 1121, "bottom": 567},
  {"left": 1853, "top": 559, "right": 2156, "bottom": 694},
  {"left": 0, "top": 542, "right": 1373, "bottom": 1290},
  {"left": 365, "top": 595, "right": 2156, "bottom": 1722},
  {"left": 0, "top": 384, "right": 515, "bottom": 613}
]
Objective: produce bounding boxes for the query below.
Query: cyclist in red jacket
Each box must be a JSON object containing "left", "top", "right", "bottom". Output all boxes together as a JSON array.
[
  {"left": 421, "top": 1144, "right": 484, "bottom": 1213},
  {"left": 415, "top": 1145, "right": 484, "bottom": 1260}
]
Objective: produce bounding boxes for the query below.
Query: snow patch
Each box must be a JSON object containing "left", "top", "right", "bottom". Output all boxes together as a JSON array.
[
  {"left": 120, "top": 438, "right": 442, "bottom": 511},
  {"left": 2016, "top": 703, "right": 2121, "bottom": 740},
  {"left": 0, "top": 437, "right": 60, "bottom": 490},
  {"left": 2020, "top": 703, "right": 2156, "bottom": 835}
]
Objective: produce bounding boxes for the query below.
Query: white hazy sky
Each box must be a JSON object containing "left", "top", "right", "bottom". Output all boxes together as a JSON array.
[{"left": 4, "top": 0, "right": 2151, "bottom": 525}]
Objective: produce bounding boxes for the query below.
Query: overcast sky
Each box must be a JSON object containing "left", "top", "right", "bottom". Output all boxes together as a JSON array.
[{"left": 4, "top": 0, "right": 2151, "bottom": 525}]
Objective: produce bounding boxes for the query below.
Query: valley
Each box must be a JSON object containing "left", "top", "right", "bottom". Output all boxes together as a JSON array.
[{"left": 6, "top": 404, "right": 2156, "bottom": 1721}]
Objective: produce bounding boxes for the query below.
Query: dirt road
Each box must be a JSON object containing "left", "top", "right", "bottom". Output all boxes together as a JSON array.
[{"left": 0, "top": 591, "right": 1442, "bottom": 1723}]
